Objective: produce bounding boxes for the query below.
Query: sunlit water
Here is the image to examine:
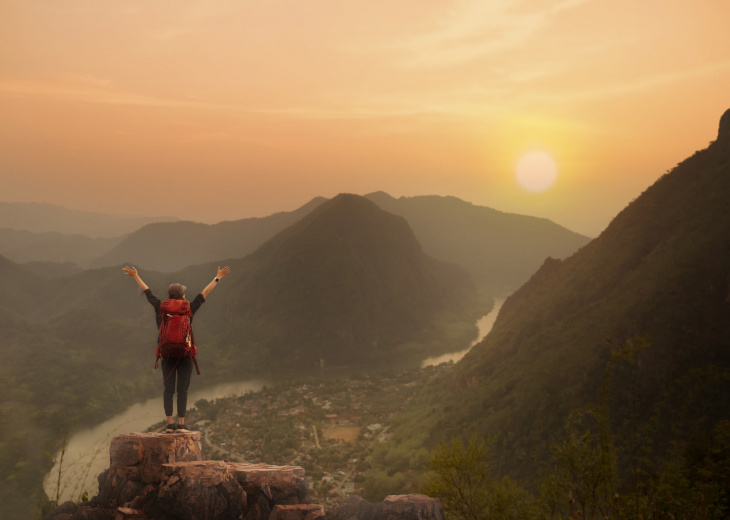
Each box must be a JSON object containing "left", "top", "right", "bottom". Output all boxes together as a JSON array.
[
  {"left": 45, "top": 301, "right": 504, "bottom": 503},
  {"left": 421, "top": 298, "right": 504, "bottom": 367},
  {"left": 44, "top": 378, "right": 266, "bottom": 503}
]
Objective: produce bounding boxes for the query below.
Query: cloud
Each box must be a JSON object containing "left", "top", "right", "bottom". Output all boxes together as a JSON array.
[
  {"left": 0, "top": 76, "right": 434, "bottom": 120},
  {"left": 380, "top": 0, "right": 591, "bottom": 68}
]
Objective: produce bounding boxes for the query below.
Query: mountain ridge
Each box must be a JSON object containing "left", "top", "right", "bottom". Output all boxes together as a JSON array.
[
  {"left": 362, "top": 191, "right": 589, "bottom": 296},
  {"left": 0, "top": 201, "right": 178, "bottom": 238},
  {"left": 92, "top": 193, "right": 589, "bottom": 298},
  {"left": 203, "top": 193, "right": 482, "bottom": 371},
  {"left": 92, "top": 197, "right": 328, "bottom": 271},
  {"left": 414, "top": 108, "right": 730, "bottom": 482}
]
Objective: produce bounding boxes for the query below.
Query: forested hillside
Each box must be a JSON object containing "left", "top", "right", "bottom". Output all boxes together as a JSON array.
[
  {"left": 402, "top": 109, "right": 730, "bottom": 497},
  {"left": 205, "top": 194, "right": 483, "bottom": 372}
]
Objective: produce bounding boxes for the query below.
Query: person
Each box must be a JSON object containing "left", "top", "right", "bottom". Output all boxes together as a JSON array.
[{"left": 123, "top": 265, "right": 231, "bottom": 433}]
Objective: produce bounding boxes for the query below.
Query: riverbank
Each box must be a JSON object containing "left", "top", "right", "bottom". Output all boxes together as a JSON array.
[
  {"left": 150, "top": 364, "right": 452, "bottom": 505},
  {"left": 43, "top": 300, "right": 504, "bottom": 505}
]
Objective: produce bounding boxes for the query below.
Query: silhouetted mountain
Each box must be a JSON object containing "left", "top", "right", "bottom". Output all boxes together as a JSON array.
[
  {"left": 364, "top": 192, "right": 590, "bottom": 296},
  {"left": 418, "top": 109, "right": 730, "bottom": 482},
  {"left": 94, "top": 193, "right": 588, "bottom": 298},
  {"left": 21, "top": 261, "right": 84, "bottom": 278},
  {"left": 0, "top": 201, "right": 177, "bottom": 238},
  {"left": 201, "top": 194, "right": 481, "bottom": 371},
  {"left": 0, "top": 228, "right": 121, "bottom": 267},
  {"left": 93, "top": 197, "right": 328, "bottom": 271}
]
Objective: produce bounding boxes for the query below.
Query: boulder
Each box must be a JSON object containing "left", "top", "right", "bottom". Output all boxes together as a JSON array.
[
  {"left": 44, "top": 432, "right": 440, "bottom": 520},
  {"left": 108, "top": 432, "right": 204, "bottom": 483},
  {"left": 270, "top": 504, "right": 325, "bottom": 520},
  {"left": 325, "top": 494, "right": 444, "bottom": 520},
  {"left": 381, "top": 494, "right": 444, "bottom": 520},
  {"left": 93, "top": 432, "right": 204, "bottom": 508}
]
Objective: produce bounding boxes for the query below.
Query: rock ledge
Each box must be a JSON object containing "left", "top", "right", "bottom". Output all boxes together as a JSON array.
[{"left": 44, "top": 432, "right": 443, "bottom": 520}]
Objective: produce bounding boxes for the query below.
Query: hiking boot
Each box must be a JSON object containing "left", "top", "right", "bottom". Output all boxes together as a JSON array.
[
  {"left": 177, "top": 424, "right": 190, "bottom": 433},
  {"left": 165, "top": 423, "right": 176, "bottom": 433}
]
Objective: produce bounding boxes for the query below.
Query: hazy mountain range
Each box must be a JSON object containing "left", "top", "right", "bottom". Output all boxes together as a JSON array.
[
  {"left": 0, "top": 193, "right": 590, "bottom": 298},
  {"left": 0, "top": 192, "right": 485, "bottom": 518},
  {"left": 0, "top": 201, "right": 177, "bottom": 238}
]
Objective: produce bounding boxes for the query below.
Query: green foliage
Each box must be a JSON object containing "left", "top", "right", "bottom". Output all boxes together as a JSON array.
[
  {"left": 362, "top": 470, "right": 408, "bottom": 501},
  {"left": 541, "top": 408, "right": 618, "bottom": 519},
  {"left": 418, "top": 126, "right": 730, "bottom": 485},
  {"left": 420, "top": 433, "right": 533, "bottom": 520}
]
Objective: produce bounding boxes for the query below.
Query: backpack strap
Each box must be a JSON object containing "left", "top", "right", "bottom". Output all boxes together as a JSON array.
[{"left": 190, "top": 328, "right": 200, "bottom": 375}]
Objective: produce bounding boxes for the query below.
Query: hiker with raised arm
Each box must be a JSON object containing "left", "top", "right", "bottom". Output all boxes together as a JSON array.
[{"left": 123, "top": 265, "right": 231, "bottom": 433}]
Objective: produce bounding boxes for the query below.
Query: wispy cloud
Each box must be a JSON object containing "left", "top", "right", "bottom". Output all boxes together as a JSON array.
[
  {"left": 381, "top": 0, "right": 592, "bottom": 68},
  {"left": 0, "top": 77, "right": 438, "bottom": 120}
]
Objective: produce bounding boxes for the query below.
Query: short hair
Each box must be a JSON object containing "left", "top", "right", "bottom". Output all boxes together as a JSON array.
[{"left": 168, "top": 283, "right": 187, "bottom": 299}]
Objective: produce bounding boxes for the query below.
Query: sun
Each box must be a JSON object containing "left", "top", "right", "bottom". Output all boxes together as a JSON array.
[{"left": 515, "top": 150, "right": 558, "bottom": 192}]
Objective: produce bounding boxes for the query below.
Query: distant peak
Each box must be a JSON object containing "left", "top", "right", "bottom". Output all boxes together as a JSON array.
[
  {"left": 719, "top": 108, "right": 730, "bottom": 143},
  {"left": 364, "top": 191, "right": 394, "bottom": 201},
  {"left": 330, "top": 193, "right": 369, "bottom": 205}
]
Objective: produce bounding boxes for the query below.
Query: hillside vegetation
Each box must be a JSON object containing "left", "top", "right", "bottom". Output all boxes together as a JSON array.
[
  {"left": 398, "top": 109, "right": 730, "bottom": 493},
  {"left": 209, "top": 194, "right": 482, "bottom": 372}
]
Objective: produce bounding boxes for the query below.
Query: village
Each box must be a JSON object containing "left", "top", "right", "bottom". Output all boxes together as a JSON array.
[{"left": 177, "top": 364, "right": 449, "bottom": 504}]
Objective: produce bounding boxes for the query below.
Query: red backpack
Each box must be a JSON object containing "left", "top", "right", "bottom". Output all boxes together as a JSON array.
[{"left": 154, "top": 299, "right": 200, "bottom": 374}]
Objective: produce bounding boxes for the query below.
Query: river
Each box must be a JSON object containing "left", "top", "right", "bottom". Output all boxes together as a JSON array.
[
  {"left": 44, "top": 378, "right": 267, "bottom": 503},
  {"left": 421, "top": 298, "right": 504, "bottom": 367},
  {"left": 44, "top": 299, "right": 504, "bottom": 502}
]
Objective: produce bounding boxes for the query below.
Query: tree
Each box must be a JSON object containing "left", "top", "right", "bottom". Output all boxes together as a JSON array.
[{"left": 420, "top": 433, "right": 532, "bottom": 520}]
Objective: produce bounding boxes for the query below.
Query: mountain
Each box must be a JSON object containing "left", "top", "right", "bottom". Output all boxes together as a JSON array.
[
  {"left": 0, "top": 194, "right": 483, "bottom": 519},
  {"left": 364, "top": 192, "right": 590, "bottom": 296},
  {"left": 0, "top": 255, "right": 50, "bottom": 319},
  {"left": 196, "top": 193, "right": 482, "bottom": 372},
  {"left": 0, "top": 228, "right": 121, "bottom": 268},
  {"left": 94, "top": 193, "right": 589, "bottom": 298},
  {"left": 93, "top": 197, "right": 328, "bottom": 272},
  {"left": 414, "top": 109, "right": 730, "bottom": 482},
  {"left": 0, "top": 201, "right": 178, "bottom": 238}
]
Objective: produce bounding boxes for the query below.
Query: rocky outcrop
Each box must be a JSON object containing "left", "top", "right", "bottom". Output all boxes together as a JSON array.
[
  {"left": 325, "top": 494, "right": 444, "bottom": 520},
  {"left": 44, "top": 432, "right": 444, "bottom": 520},
  {"left": 718, "top": 108, "right": 730, "bottom": 144}
]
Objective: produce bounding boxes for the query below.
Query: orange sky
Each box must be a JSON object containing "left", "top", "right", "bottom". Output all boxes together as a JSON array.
[{"left": 1, "top": 0, "right": 729, "bottom": 237}]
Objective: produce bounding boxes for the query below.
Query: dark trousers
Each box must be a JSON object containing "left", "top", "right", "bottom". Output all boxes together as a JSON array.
[{"left": 161, "top": 356, "right": 193, "bottom": 418}]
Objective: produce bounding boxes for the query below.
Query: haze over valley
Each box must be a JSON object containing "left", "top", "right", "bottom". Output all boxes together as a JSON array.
[
  {"left": 3, "top": 110, "right": 730, "bottom": 519},
  {"left": 3, "top": 1, "right": 730, "bottom": 516}
]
